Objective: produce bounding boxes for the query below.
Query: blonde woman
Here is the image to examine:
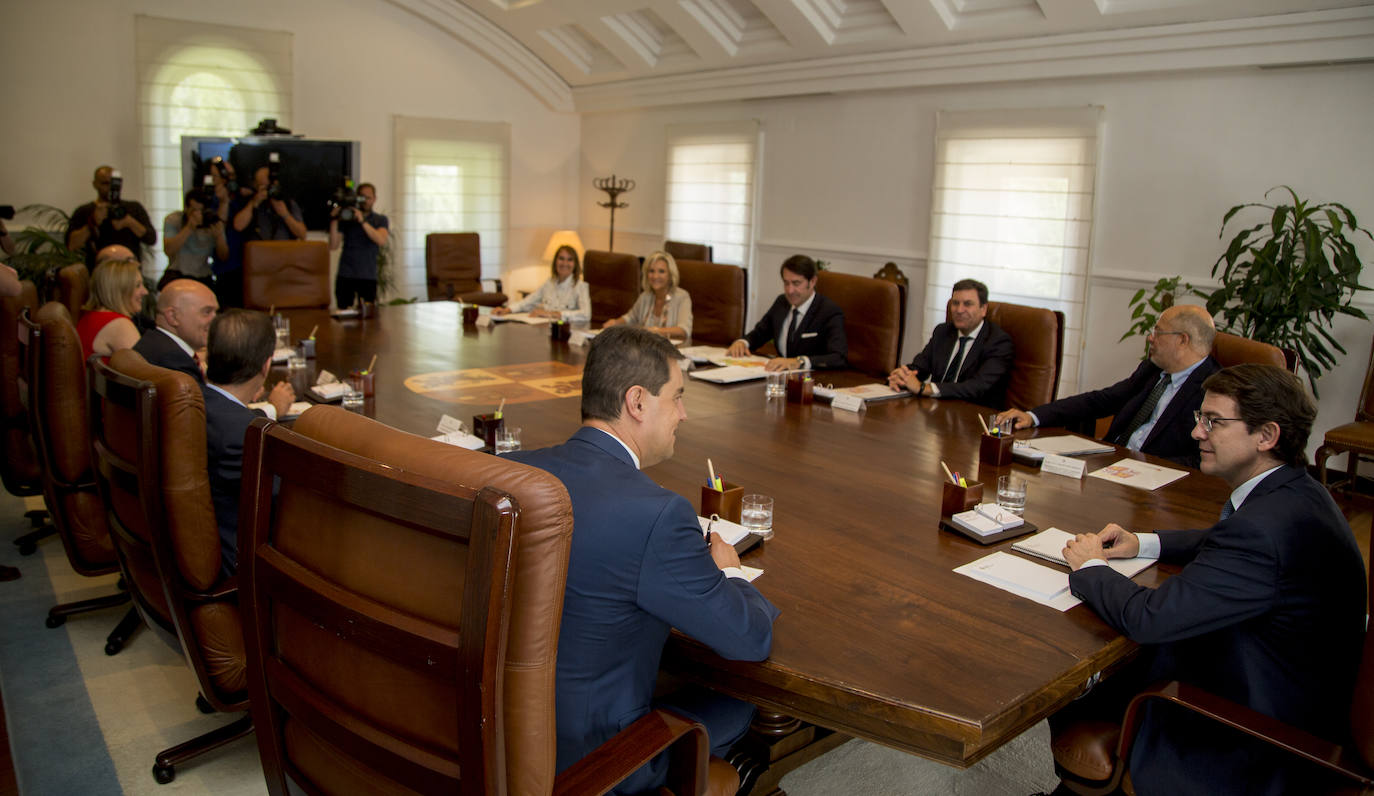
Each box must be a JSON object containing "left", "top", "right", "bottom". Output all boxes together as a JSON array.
[
  {"left": 493, "top": 245, "right": 590, "bottom": 321},
  {"left": 602, "top": 251, "right": 692, "bottom": 339},
  {"left": 77, "top": 259, "right": 147, "bottom": 360}
]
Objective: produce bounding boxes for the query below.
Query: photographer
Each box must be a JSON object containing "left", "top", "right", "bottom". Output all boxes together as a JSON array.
[
  {"left": 161, "top": 188, "right": 227, "bottom": 289},
  {"left": 328, "top": 182, "right": 389, "bottom": 308},
  {"left": 66, "top": 165, "right": 157, "bottom": 267},
  {"left": 232, "top": 164, "right": 306, "bottom": 243},
  {"left": 0, "top": 207, "right": 15, "bottom": 256}
]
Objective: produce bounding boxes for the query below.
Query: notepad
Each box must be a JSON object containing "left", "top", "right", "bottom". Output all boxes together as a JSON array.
[
  {"left": 813, "top": 383, "right": 908, "bottom": 403},
  {"left": 679, "top": 345, "right": 729, "bottom": 363},
  {"left": 1011, "top": 527, "right": 1157, "bottom": 578},
  {"left": 431, "top": 430, "right": 485, "bottom": 450},
  {"left": 697, "top": 516, "right": 764, "bottom": 555},
  {"left": 309, "top": 383, "right": 351, "bottom": 402},
  {"left": 247, "top": 400, "right": 312, "bottom": 420},
  {"left": 688, "top": 366, "right": 768, "bottom": 384},
  {"left": 954, "top": 551, "right": 1080, "bottom": 611},
  {"left": 1025, "top": 435, "right": 1115, "bottom": 456},
  {"left": 491, "top": 312, "right": 550, "bottom": 325},
  {"left": 950, "top": 504, "right": 1024, "bottom": 537}
]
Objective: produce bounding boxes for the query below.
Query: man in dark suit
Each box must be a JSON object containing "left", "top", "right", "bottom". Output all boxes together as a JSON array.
[
  {"left": 508, "top": 326, "right": 779, "bottom": 794},
  {"left": 726, "top": 254, "right": 847, "bottom": 370},
  {"left": 1057, "top": 364, "right": 1366, "bottom": 795},
  {"left": 996, "top": 304, "right": 1218, "bottom": 467},
  {"left": 202, "top": 309, "right": 294, "bottom": 578},
  {"left": 888, "top": 278, "right": 1014, "bottom": 406},
  {"left": 132, "top": 278, "right": 219, "bottom": 383}
]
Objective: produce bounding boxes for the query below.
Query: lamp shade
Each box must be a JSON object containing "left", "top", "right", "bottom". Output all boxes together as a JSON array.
[{"left": 541, "top": 230, "right": 585, "bottom": 264}]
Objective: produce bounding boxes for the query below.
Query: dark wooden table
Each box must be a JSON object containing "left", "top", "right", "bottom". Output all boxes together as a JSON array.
[{"left": 279, "top": 302, "right": 1231, "bottom": 771}]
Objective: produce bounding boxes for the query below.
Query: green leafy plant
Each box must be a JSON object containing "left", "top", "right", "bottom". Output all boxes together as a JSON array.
[
  {"left": 1121, "top": 276, "right": 1202, "bottom": 346},
  {"left": 6, "top": 204, "right": 82, "bottom": 283},
  {"left": 1206, "top": 186, "right": 1369, "bottom": 395}
]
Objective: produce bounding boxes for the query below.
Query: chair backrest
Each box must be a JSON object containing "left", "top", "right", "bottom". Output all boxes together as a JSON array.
[
  {"left": 1350, "top": 566, "right": 1374, "bottom": 771},
  {"left": 243, "top": 406, "right": 572, "bottom": 795},
  {"left": 985, "top": 301, "right": 1065, "bottom": 408},
  {"left": 665, "top": 240, "right": 712, "bottom": 263},
  {"left": 583, "top": 249, "right": 642, "bottom": 326},
  {"left": 1356, "top": 335, "right": 1374, "bottom": 424},
  {"left": 243, "top": 241, "right": 330, "bottom": 310},
  {"left": 1, "top": 283, "right": 42, "bottom": 497},
  {"left": 57, "top": 263, "right": 89, "bottom": 322},
  {"left": 675, "top": 258, "right": 745, "bottom": 345},
  {"left": 815, "top": 270, "right": 902, "bottom": 378},
  {"left": 25, "top": 303, "right": 117, "bottom": 575},
  {"left": 1210, "top": 331, "right": 1288, "bottom": 372},
  {"left": 426, "top": 232, "right": 482, "bottom": 300},
  {"left": 872, "top": 262, "right": 909, "bottom": 353}
]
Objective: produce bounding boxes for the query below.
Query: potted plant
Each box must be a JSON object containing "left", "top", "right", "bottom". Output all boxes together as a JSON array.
[{"left": 6, "top": 204, "right": 82, "bottom": 283}]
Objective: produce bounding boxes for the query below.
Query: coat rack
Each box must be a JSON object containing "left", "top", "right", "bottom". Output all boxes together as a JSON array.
[{"left": 593, "top": 174, "right": 635, "bottom": 251}]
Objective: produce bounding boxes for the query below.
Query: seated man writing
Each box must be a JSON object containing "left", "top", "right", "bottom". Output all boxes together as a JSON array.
[
  {"left": 727, "top": 254, "right": 846, "bottom": 371},
  {"left": 888, "top": 278, "right": 1014, "bottom": 406}
]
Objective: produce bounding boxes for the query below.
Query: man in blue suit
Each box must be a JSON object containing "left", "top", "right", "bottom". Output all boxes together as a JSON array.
[
  {"left": 1057, "top": 364, "right": 1366, "bottom": 795},
  {"left": 508, "top": 325, "right": 779, "bottom": 794}
]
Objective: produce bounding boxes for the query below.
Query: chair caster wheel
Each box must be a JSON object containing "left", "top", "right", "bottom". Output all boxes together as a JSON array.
[
  {"left": 45, "top": 615, "right": 65, "bottom": 628},
  {"left": 105, "top": 639, "right": 123, "bottom": 656},
  {"left": 196, "top": 695, "right": 215, "bottom": 714},
  {"left": 153, "top": 764, "right": 175, "bottom": 784},
  {"left": 18, "top": 541, "right": 36, "bottom": 556}
]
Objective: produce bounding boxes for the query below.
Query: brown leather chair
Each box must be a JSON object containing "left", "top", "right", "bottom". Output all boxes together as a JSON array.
[
  {"left": 1210, "top": 330, "right": 1289, "bottom": 370},
  {"left": 665, "top": 240, "right": 712, "bottom": 263},
  {"left": 2, "top": 283, "right": 53, "bottom": 553},
  {"left": 676, "top": 258, "right": 745, "bottom": 345},
  {"left": 90, "top": 349, "right": 252, "bottom": 784},
  {"left": 815, "top": 271, "right": 901, "bottom": 378},
  {"left": 241, "top": 406, "right": 729, "bottom": 795},
  {"left": 985, "top": 301, "right": 1065, "bottom": 409},
  {"left": 242, "top": 240, "right": 331, "bottom": 310},
  {"left": 872, "top": 262, "right": 909, "bottom": 351},
  {"left": 21, "top": 303, "right": 140, "bottom": 651},
  {"left": 583, "top": 249, "right": 642, "bottom": 327},
  {"left": 1316, "top": 334, "right": 1374, "bottom": 492},
  {"left": 57, "top": 263, "right": 89, "bottom": 322},
  {"left": 425, "top": 232, "right": 507, "bottom": 306},
  {"left": 1049, "top": 567, "right": 1374, "bottom": 795}
]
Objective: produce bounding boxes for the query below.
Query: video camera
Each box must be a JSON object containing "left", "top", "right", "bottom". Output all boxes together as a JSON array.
[
  {"left": 330, "top": 178, "right": 362, "bottom": 223},
  {"left": 266, "top": 152, "right": 285, "bottom": 200},
  {"left": 107, "top": 170, "right": 127, "bottom": 220},
  {"left": 196, "top": 175, "right": 220, "bottom": 228}
]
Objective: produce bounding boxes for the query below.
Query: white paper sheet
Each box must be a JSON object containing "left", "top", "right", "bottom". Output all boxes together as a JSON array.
[
  {"left": 954, "top": 551, "right": 1081, "bottom": 611},
  {"left": 1011, "top": 527, "right": 1157, "bottom": 578},
  {"left": 1025, "top": 435, "right": 1115, "bottom": 456},
  {"left": 1088, "top": 459, "right": 1188, "bottom": 491}
]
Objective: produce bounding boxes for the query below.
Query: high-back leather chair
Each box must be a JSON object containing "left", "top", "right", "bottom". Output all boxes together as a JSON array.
[
  {"left": 1210, "top": 330, "right": 1289, "bottom": 370},
  {"left": 22, "top": 303, "right": 140, "bottom": 652},
  {"left": 985, "top": 301, "right": 1065, "bottom": 408},
  {"left": 241, "top": 406, "right": 720, "bottom": 795},
  {"left": 676, "top": 258, "right": 745, "bottom": 345},
  {"left": 243, "top": 240, "right": 331, "bottom": 310},
  {"left": 872, "top": 262, "right": 909, "bottom": 351},
  {"left": 2, "top": 283, "right": 53, "bottom": 553},
  {"left": 665, "top": 240, "right": 712, "bottom": 263},
  {"left": 1316, "top": 333, "right": 1374, "bottom": 492},
  {"left": 90, "top": 350, "right": 253, "bottom": 784},
  {"left": 425, "top": 232, "right": 508, "bottom": 306},
  {"left": 815, "top": 270, "right": 901, "bottom": 378},
  {"left": 57, "top": 262, "right": 90, "bottom": 322},
  {"left": 583, "top": 249, "right": 642, "bottom": 327}
]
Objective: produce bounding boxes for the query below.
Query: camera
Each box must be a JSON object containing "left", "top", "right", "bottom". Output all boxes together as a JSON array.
[
  {"left": 108, "top": 170, "right": 127, "bottom": 220},
  {"left": 210, "top": 157, "right": 238, "bottom": 194},
  {"left": 331, "top": 178, "right": 362, "bottom": 223},
  {"left": 196, "top": 175, "right": 220, "bottom": 228},
  {"left": 266, "top": 152, "right": 285, "bottom": 200}
]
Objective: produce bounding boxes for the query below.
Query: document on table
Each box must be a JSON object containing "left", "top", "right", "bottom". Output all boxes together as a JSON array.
[
  {"left": 491, "top": 312, "right": 551, "bottom": 325},
  {"left": 678, "top": 345, "right": 728, "bottom": 362},
  {"left": 431, "top": 430, "right": 486, "bottom": 450},
  {"left": 708, "top": 354, "right": 770, "bottom": 368},
  {"left": 1088, "top": 459, "right": 1188, "bottom": 490},
  {"left": 689, "top": 365, "right": 768, "bottom": 383},
  {"left": 697, "top": 516, "right": 764, "bottom": 581},
  {"left": 812, "top": 383, "right": 908, "bottom": 403},
  {"left": 247, "top": 400, "right": 312, "bottom": 420},
  {"left": 1011, "top": 528, "right": 1157, "bottom": 578},
  {"left": 1025, "top": 435, "right": 1115, "bottom": 456},
  {"left": 954, "top": 551, "right": 1080, "bottom": 611}
]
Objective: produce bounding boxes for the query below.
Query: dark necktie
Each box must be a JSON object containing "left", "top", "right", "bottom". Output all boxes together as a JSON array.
[
  {"left": 942, "top": 337, "right": 971, "bottom": 382},
  {"left": 1115, "top": 372, "right": 1171, "bottom": 444},
  {"left": 786, "top": 308, "right": 801, "bottom": 357},
  {"left": 1219, "top": 500, "right": 1235, "bottom": 521}
]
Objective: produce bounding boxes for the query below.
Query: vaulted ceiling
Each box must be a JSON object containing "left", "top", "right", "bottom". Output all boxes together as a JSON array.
[{"left": 388, "top": 0, "right": 1374, "bottom": 111}]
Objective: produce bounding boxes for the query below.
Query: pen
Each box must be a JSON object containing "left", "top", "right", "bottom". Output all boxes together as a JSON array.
[
  {"left": 708, "top": 458, "right": 720, "bottom": 491},
  {"left": 941, "top": 461, "right": 956, "bottom": 485},
  {"left": 977, "top": 414, "right": 990, "bottom": 435},
  {"left": 496, "top": 397, "right": 506, "bottom": 420}
]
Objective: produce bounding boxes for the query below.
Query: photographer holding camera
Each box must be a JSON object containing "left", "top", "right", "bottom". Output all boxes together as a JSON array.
[
  {"left": 66, "top": 165, "right": 157, "bottom": 267},
  {"left": 328, "top": 182, "right": 389, "bottom": 308},
  {"left": 232, "top": 162, "right": 306, "bottom": 243},
  {"left": 161, "top": 185, "right": 228, "bottom": 290}
]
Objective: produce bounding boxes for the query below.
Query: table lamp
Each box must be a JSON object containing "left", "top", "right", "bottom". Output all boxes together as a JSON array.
[{"left": 542, "top": 230, "right": 585, "bottom": 264}]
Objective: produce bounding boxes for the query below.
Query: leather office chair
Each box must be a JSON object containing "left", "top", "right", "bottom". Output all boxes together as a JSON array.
[
  {"left": 2, "top": 284, "right": 53, "bottom": 553},
  {"left": 815, "top": 270, "right": 902, "bottom": 378},
  {"left": 872, "top": 262, "right": 909, "bottom": 354},
  {"left": 665, "top": 240, "right": 712, "bottom": 263},
  {"left": 243, "top": 240, "right": 331, "bottom": 310},
  {"left": 425, "top": 232, "right": 507, "bottom": 306},
  {"left": 90, "top": 349, "right": 252, "bottom": 784},
  {"left": 583, "top": 249, "right": 642, "bottom": 327},
  {"left": 676, "top": 258, "right": 745, "bottom": 345},
  {"left": 21, "top": 303, "right": 139, "bottom": 652},
  {"left": 241, "top": 406, "right": 728, "bottom": 795},
  {"left": 1316, "top": 334, "right": 1374, "bottom": 493},
  {"left": 985, "top": 301, "right": 1065, "bottom": 408},
  {"left": 1210, "top": 330, "right": 1289, "bottom": 370},
  {"left": 57, "top": 262, "right": 89, "bottom": 322}
]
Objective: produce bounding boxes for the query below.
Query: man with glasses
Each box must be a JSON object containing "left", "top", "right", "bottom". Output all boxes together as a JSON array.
[
  {"left": 995, "top": 304, "right": 1218, "bottom": 467},
  {"left": 1052, "top": 364, "right": 1366, "bottom": 794}
]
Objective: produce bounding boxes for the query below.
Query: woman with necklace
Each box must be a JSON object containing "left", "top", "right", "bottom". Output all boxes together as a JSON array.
[{"left": 602, "top": 251, "right": 692, "bottom": 339}]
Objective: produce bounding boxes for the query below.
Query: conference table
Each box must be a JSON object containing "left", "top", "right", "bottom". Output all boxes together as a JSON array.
[{"left": 276, "top": 301, "right": 1231, "bottom": 781}]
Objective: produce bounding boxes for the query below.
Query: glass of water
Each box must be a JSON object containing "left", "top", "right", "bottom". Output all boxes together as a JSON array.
[
  {"left": 340, "top": 388, "right": 365, "bottom": 412},
  {"left": 996, "top": 475, "right": 1027, "bottom": 516},
  {"left": 273, "top": 315, "right": 290, "bottom": 350},
  {"left": 765, "top": 370, "right": 786, "bottom": 399},
  {"left": 741, "top": 494, "right": 774, "bottom": 540},
  {"left": 495, "top": 426, "right": 522, "bottom": 454}
]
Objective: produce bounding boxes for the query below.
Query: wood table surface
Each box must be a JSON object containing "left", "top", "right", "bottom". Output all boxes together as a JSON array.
[{"left": 278, "top": 302, "right": 1233, "bottom": 768}]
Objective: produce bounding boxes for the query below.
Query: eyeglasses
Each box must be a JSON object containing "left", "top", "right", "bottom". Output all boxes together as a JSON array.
[
  {"left": 1193, "top": 410, "right": 1244, "bottom": 434},
  {"left": 1149, "top": 327, "right": 1185, "bottom": 339}
]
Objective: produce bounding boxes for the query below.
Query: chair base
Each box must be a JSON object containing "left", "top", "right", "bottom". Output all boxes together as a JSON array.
[
  {"left": 152, "top": 712, "right": 253, "bottom": 785},
  {"left": 45, "top": 594, "right": 140, "bottom": 655},
  {"left": 15, "top": 511, "right": 54, "bottom": 555}
]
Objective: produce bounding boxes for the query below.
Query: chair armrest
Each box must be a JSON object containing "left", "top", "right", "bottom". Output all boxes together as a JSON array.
[
  {"left": 1119, "top": 681, "right": 1373, "bottom": 786},
  {"left": 553, "top": 708, "right": 708, "bottom": 796}
]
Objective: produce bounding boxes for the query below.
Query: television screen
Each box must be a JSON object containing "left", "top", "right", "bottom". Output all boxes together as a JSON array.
[{"left": 180, "top": 136, "right": 361, "bottom": 232}]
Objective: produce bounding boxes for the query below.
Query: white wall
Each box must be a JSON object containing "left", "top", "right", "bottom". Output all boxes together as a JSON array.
[
  {"left": 578, "top": 64, "right": 1374, "bottom": 451},
  {"left": 0, "top": 0, "right": 582, "bottom": 300}
]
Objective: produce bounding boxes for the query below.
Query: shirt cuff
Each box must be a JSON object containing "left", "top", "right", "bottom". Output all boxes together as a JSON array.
[
  {"left": 1136, "top": 533, "right": 1161, "bottom": 559},
  {"left": 1078, "top": 559, "right": 1109, "bottom": 569},
  {"left": 928, "top": 382, "right": 941, "bottom": 397},
  {"left": 721, "top": 566, "right": 748, "bottom": 580},
  {"left": 798, "top": 355, "right": 810, "bottom": 370},
  {"left": 1028, "top": 411, "right": 1041, "bottom": 427}
]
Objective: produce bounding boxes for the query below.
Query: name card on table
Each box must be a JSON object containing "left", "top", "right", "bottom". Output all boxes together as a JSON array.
[
  {"left": 831, "top": 393, "right": 865, "bottom": 413},
  {"left": 1041, "top": 453, "right": 1086, "bottom": 479},
  {"left": 475, "top": 314, "right": 494, "bottom": 328}
]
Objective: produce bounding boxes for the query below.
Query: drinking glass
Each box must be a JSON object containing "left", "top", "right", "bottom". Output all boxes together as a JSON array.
[
  {"left": 996, "top": 475, "right": 1027, "bottom": 516},
  {"left": 273, "top": 316, "right": 290, "bottom": 350},
  {"left": 765, "top": 370, "right": 786, "bottom": 399},
  {"left": 741, "top": 494, "right": 774, "bottom": 540},
  {"left": 340, "top": 389, "right": 365, "bottom": 412},
  {"left": 495, "top": 426, "right": 522, "bottom": 454}
]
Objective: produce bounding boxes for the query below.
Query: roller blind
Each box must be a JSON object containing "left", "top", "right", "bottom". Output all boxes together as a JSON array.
[{"left": 664, "top": 121, "right": 760, "bottom": 268}]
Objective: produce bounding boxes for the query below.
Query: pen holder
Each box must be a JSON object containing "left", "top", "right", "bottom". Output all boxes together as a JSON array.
[
  {"left": 979, "top": 433, "right": 1014, "bottom": 467},
  {"left": 549, "top": 320, "right": 571, "bottom": 341},
  {"left": 348, "top": 370, "right": 375, "bottom": 397},
  {"left": 940, "top": 481, "right": 983, "bottom": 517},
  {"left": 472, "top": 413, "right": 505, "bottom": 448},
  {"left": 786, "top": 372, "right": 814, "bottom": 405},
  {"left": 462, "top": 305, "right": 480, "bottom": 325},
  {"left": 700, "top": 480, "right": 743, "bottom": 524},
  {"left": 361, "top": 301, "right": 377, "bottom": 319},
  {"left": 299, "top": 338, "right": 316, "bottom": 358}
]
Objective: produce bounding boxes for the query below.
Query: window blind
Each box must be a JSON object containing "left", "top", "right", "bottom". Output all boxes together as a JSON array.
[{"left": 664, "top": 121, "right": 760, "bottom": 268}]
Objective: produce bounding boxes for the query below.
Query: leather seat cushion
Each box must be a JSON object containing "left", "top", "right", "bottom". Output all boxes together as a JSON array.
[{"left": 1051, "top": 719, "right": 1120, "bottom": 781}]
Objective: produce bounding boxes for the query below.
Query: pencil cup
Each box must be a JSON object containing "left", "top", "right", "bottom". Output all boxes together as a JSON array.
[
  {"left": 473, "top": 413, "right": 504, "bottom": 448},
  {"left": 550, "top": 320, "right": 571, "bottom": 341},
  {"left": 348, "top": 370, "right": 375, "bottom": 397},
  {"left": 941, "top": 481, "right": 983, "bottom": 517},
  {"left": 701, "top": 480, "right": 744, "bottom": 524},
  {"left": 299, "top": 338, "right": 316, "bottom": 358},
  {"left": 786, "top": 371, "right": 814, "bottom": 405},
  {"left": 462, "top": 305, "right": 480, "bottom": 325},
  {"left": 979, "top": 433, "right": 1014, "bottom": 466}
]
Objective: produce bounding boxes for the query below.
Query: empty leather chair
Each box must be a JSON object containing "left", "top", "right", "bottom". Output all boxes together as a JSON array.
[
  {"left": 665, "top": 240, "right": 712, "bottom": 263},
  {"left": 22, "top": 303, "right": 139, "bottom": 652},
  {"left": 1316, "top": 334, "right": 1374, "bottom": 492},
  {"left": 57, "top": 262, "right": 90, "bottom": 322},
  {"left": 676, "top": 258, "right": 745, "bottom": 345},
  {"left": 242, "top": 240, "right": 330, "bottom": 310},
  {"left": 1210, "top": 330, "right": 1289, "bottom": 370},
  {"left": 985, "top": 301, "right": 1065, "bottom": 408},
  {"left": 815, "top": 271, "right": 901, "bottom": 378},
  {"left": 2, "top": 283, "right": 53, "bottom": 553},
  {"left": 872, "top": 262, "right": 909, "bottom": 351},
  {"left": 91, "top": 350, "right": 251, "bottom": 784},
  {"left": 424, "top": 232, "right": 507, "bottom": 305},
  {"left": 583, "top": 249, "right": 642, "bottom": 327},
  {"left": 241, "top": 406, "right": 725, "bottom": 795}
]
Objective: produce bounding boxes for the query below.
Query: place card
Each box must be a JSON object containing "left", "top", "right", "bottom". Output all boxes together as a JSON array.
[
  {"left": 831, "top": 392, "right": 865, "bottom": 412},
  {"left": 1041, "top": 453, "right": 1086, "bottom": 479}
]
